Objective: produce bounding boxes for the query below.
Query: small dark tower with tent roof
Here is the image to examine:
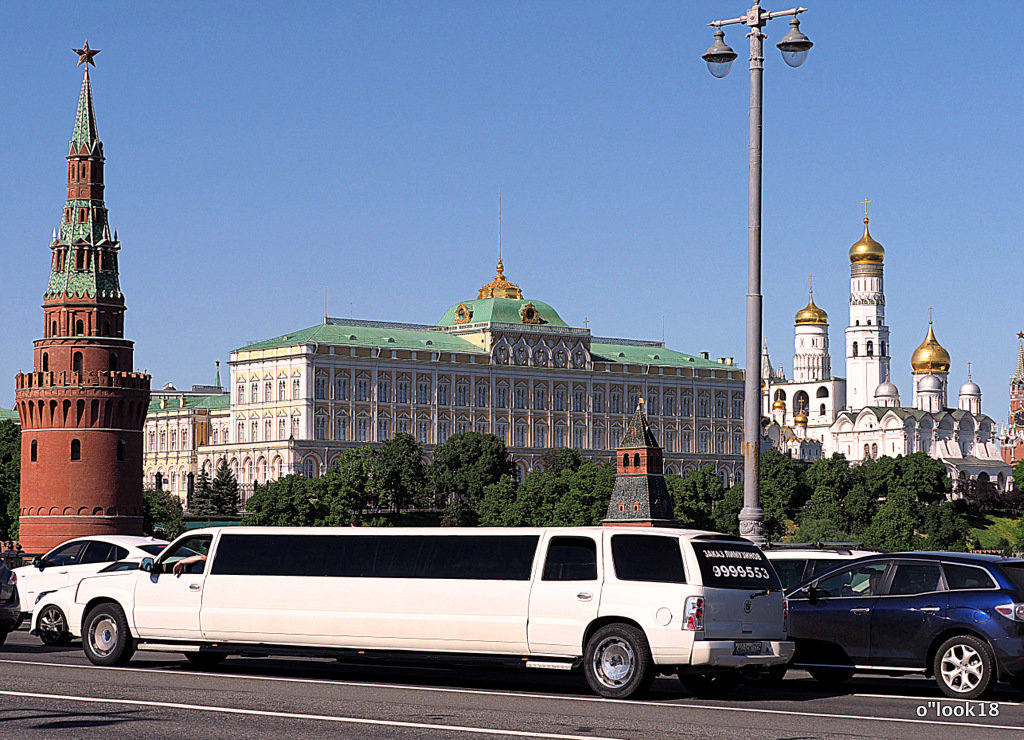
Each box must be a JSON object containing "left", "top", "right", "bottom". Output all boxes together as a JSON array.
[{"left": 603, "top": 399, "right": 677, "bottom": 527}]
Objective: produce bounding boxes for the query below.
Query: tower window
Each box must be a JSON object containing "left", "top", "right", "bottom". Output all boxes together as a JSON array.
[
  {"left": 42, "top": 353, "right": 48, "bottom": 372},
  {"left": 117, "top": 439, "right": 126, "bottom": 462},
  {"left": 853, "top": 342, "right": 859, "bottom": 358},
  {"left": 867, "top": 341, "right": 874, "bottom": 357},
  {"left": 75, "top": 319, "right": 84, "bottom": 335},
  {"left": 634, "top": 453, "right": 641, "bottom": 467},
  {"left": 71, "top": 439, "right": 81, "bottom": 461},
  {"left": 72, "top": 351, "right": 83, "bottom": 373},
  {"left": 51, "top": 320, "right": 57, "bottom": 336},
  {"left": 31, "top": 439, "right": 37, "bottom": 462}
]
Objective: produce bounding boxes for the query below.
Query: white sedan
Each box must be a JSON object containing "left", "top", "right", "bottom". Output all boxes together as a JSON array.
[
  {"left": 31, "top": 560, "right": 145, "bottom": 645},
  {"left": 14, "top": 535, "right": 167, "bottom": 619}
]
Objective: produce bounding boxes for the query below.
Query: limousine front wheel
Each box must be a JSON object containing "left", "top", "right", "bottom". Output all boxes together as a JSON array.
[
  {"left": 83, "top": 603, "right": 135, "bottom": 667},
  {"left": 583, "top": 624, "right": 654, "bottom": 699}
]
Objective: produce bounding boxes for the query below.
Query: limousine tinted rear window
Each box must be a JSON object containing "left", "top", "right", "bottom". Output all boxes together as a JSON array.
[
  {"left": 692, "top": 542, "right": 782, "bottom": 590},
  {"left": 611, "top": 534, "right": 685, "bottom": 583},
  {"left": 211, "top": 533, "right": 539, "bottom": 580}
]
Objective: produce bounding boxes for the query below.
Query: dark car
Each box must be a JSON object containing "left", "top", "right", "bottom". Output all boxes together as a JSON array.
[
  {"left": 1, "top": 562, "right": 20, "bottom": 646},
  {"left": 785, "top": 552, "right": 1024, "bottom": 699}
]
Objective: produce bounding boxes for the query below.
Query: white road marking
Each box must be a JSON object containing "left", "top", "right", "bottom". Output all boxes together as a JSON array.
[
  {"left": 3, "top": 658, "right": 1023, "bottom": 732},
  {"left": 0, "top": 690, "right": 622, "bottom": 740}
]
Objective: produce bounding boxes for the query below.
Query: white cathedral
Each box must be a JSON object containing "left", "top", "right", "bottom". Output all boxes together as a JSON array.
[{"left": 762, "top": 216, "right": 1012, "bottom": 494}]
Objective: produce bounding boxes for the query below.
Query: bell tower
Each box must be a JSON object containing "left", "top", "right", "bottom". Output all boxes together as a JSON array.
[
  {"left": 845, "top": 204, "right": 890, "bottom": 410},
  {"left": 14, "top": 43, "right": 151, "bottom": 551}
]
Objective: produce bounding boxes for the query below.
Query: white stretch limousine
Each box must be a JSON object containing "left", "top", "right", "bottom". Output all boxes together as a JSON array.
[{"left": 68, "top": 526, "right": 793, "bottom": 698}]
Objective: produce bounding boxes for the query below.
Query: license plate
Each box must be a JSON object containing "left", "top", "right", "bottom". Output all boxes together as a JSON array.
[{"left": 733, "top": 641, "right": 762, "bottom": 655}]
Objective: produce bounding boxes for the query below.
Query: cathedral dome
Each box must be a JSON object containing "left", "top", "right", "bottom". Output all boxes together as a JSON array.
[
  {"left": 794, "top": 292, "right": 828, "bottom": 325},
  {"left": 874, "top": 379, "right": 899, "bottom": 401},
  {"left": 849, "top": 218, "right": 885, "bottom": 264},
  {"left": 919, "top": 373, "right": 942, "bottom": 392},
  {"left": 911, "top": 322, "right": 951, "bottom": 373},
  {"left": 772, "top": 398, "right": 786, "bottom": 411},
  {"left": 959, "top": 379, "right": 981, "bottom": 397},
  {"left": 793, "top": 410, "right": 808, "bottom": 426}
]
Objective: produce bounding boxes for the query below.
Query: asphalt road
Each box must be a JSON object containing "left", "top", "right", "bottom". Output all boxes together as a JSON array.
[{"left": 2, "top": 626, "right": 1024, "bottom": 739}]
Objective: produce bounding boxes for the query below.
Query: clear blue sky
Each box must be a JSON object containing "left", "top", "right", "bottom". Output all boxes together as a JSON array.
[{"left": 1, "top": 1, "right": 1021, "bottom": 424}]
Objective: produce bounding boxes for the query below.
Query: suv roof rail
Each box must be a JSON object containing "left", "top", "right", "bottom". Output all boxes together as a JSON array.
[{"left": 762, "top": 541, "right": 865, "bottom": 551}]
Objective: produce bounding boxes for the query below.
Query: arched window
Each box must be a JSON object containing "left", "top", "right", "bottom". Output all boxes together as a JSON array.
[
  {"left": 117, "top": 439, "right": 125, "bottom": 461},
  {"left": 75, "top": 319, "right": 84, "bottom": 335},
  {"left": 70, "top": 438, "right": 81, "bottom": 461},
  {"left": 820, "top": 403, "right": 826, "bottom": 416},
  {"left": 871, "top": 443, "right": 878, "bottom": 458},
  {"left": 31, "top": 439, "right": 37, "bottom": 462},
  {"left": 42, "top": 353, "right": 48, "bottom": 372},
  {"left": 51, "top": 320, "right": 58, "bottom": 336},
  {"left": 852, "top": 342, "right": 859, "bottom": 358},
  {"left": 622, "top": 454, "right": 629, "bottom": 467},
  {"left": 816, "top": 387, "right": 829, "bottom": 398},
  {"left": 866, "top": 340, "right": 874, "bottom": 357},
  {"left": 634, "top": 453, "right": 641, "bottom": 467},
  {"left": 72, "top": 352, "right": 83, "bottom": 373},
  {"left": 864, "top": 443, "right": 870, "bottom": 459}
]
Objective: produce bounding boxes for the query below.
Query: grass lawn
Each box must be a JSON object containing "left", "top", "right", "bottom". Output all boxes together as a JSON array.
[{"left": 969, "top": 514, "right": 1020, "bottom": 549}]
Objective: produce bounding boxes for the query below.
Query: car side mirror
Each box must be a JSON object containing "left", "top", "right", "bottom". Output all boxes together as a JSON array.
[
  {"left": 32, "top": 556, "right": 45, "bottom": 569},
  {"left": 807, "top": 585, "right": 819, "bottom": 605},
  {"left": 140, "top": 557, "right": 154, "bottom": 572}
]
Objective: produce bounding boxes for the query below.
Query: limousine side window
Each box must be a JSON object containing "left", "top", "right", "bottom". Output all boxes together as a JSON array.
[
  {"left": 163, "top": 535, "right": 213, "bottom": 574},
  {"left": 542, "top": 537, "right": 597, "bottom": 581},
  {"left": 211, "top": 534, "right": 539, "bottom": 581},
  {"left": 611, "top": 534, "right": 685, "bottom": 584}
]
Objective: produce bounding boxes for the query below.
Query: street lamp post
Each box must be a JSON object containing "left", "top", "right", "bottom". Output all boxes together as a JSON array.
[{"left": 702, "top": 2, "right": 812, "bottom": 544}]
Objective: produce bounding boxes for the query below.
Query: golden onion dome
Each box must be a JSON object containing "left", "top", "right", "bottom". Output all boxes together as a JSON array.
[
  {"left": 477, "top": 257, "right": 523, "bottom": 300},
  {"left": 911, "top": 321, "right": 951, "bottom": 374},
  {"left": 772, "top": 398, "right": 786, "bottom": 410},
  {"left": 795, "top": 291, "right": 828, "bottom": 325},
  {"left": 793, "top": 410, "right": 808, "bottom": 425},
  {"left": 849, "top": 217, "right": 885, "bottom": 264}
]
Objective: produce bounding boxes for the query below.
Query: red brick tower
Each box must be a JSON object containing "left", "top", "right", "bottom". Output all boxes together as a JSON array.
[
  {"left": 1002, "top": 333, "right": 1024, "bottom": 465},
  {"left": 14, "top": 43, "right": 151, "bottom": 552}
]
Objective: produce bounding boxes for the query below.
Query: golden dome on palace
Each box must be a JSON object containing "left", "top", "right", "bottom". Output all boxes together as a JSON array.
[
  {"left": 911, "top": 321, "right": 951, "bottom": 373},
  {"left": 795, "top": 292, "right": 828, "bottom": 325},
  {"left": 849, "top": 217, "right": 885, "bottom": 264}
]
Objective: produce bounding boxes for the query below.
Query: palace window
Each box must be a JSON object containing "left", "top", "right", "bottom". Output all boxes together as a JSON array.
[
  {"left": 496, "top": 421, "right": 509, "bottom": 444},
  {"left": 476, "top": 385, "right": 488, "bottom": 407},
  {"left": 417, "top": 380, "right": 430, "bottom": 405},
  {"left": 356, "top": 416, "right": 368, "bottom": 442},
  {"left": 315, "top": 377, "right": 328, "bottom": 399},
  {"left": 475, "top": 420, "right": 488, "bottom": 435},
  {"left": 456, "top": 382, "right": 468, "bottom": 406},
  {"left": 355, "top": 377, "right": 368, "bottom": 401},
  {"left": 573, "top": 425, "right": 586, "bottom": 449},
  {"left": 291, "top": 416, "right": 300, "bottom": 438},
  {"left": 160, "top": 430, "right": 166, "bottom": 451},
  {"left": 698, "top": 396, "right": 709, "bottom": 417},
  {"left": 699, "top": 432, "right": 709, "bottom": 454},
  {"left": 628, "top": 390, "right": 639, "bottom": 412},
  {"left": 732, "top": 398, "right": 743, "bottom": 419},
  {"left": 397, "top": 379, "right": 410, "bottom": 404},
  {"left": 416, "top": 420, "right": 429, "bottom": 444},
  {"left": 496, "top": 383, "right": 508, "bottom": 408},
  {"left": 378, "top": 378, "right": 391, "bottom": 403},
  {"left": 610, "top": 391, "right": 622, "bottom": 414},
  {"left": 397, "top": 417, "right": 409, "bottom": 434},
  {"left": 315, "top": 416, "right": 327, "bottom": 440},
  {"left": 665, "top": 429, "right": 677, "bottom": 452},
  {"left": 336, "top": 375, "right": 349, "bottom": 401},
  {"left": 554, "top": 423, "right": 567, "bottom": 448},
  {"left": 553, "top": 388, "right": 566, "bottom": 412},
  {"left": 278, "top": 380, "right": 285, "bottom": 401},
  {"left": 334, "top": 415, "right": 348, "bottom": 440},
  {"left": 514, "top": 422, "right": 527, "bottom": 447},
  {"left": 265, "top": 381, "right": 272, "bottom": 402},
  {"left": 251, "top": 421, "right": 258, "bottom": 442},
  {"left": 292, "top": 378, "right": 301, "bottom": 400},
  {"left": 251, "top": 382, "right": 258, "bottom": 402},
  {"left": 278, "top": 418, "right": 286, "bottom": 439},
  {"left": 593, "top": 427, "right": 605, "bottom": 449},
  {"left": 437, "top": 381, "right": 450, "bottom": 406},
  {"left": 534, "top": 422, "right": 548, "bottom": 448},
  {"left": 438, "top": 420, "right": 449, "bottom": 444},
  {"left": 534, "top": 387, "right": 547, "bottom": 411},
  {"left": 593, "top": 390, "right": 604, "bottom": 413},
  {"left": 170, "top": 430, "right": 177, "bottom": 451},
  {"left": 378, "top": 418, "right": 390, "bottom": 440},
  {"left": 573, "top": 389, "right": 585, "bottom": 413},
  {"left": 455, "top": 419, "right": 468, "bottom": 435},
  {"left": 513, "top": 385, "right": 527, "bottom": 410},
  {"left": 609, "top": 427, "right": 622, "bottom": 449},
  {"left": 647, "top": 393, "right": 659, "bottom": 415}
]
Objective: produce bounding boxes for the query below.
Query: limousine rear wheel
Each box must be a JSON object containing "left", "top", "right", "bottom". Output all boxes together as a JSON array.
[
  {"left": 934, "top": 634, "right": 994, "bottom": 700},
  {"left": 583, "top": 624, "right": 654, "bottom": 699},
  {"left": 83, "top": 603, "right": 135, "bottom": 667}
]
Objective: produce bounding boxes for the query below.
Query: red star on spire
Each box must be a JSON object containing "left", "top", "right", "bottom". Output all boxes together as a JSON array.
[{"left": 73, "top": 40, "right": 100, "bottom": 67}]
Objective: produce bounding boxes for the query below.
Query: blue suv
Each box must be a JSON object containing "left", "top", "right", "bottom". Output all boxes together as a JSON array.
[{"left": 785, "top": 552, "right": 1024, "bottom": 698}]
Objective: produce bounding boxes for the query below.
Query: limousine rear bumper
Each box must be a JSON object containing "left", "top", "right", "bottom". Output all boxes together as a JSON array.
[{"left": 689, "top": 639, "right": 794, "bottom": 667}]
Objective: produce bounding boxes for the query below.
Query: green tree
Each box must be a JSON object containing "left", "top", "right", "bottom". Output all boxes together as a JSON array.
[
  {"left": 862, "top": 486, "right": 922, "bottom": 551},
  {"left": 323, "top": 446, "right": 376, "bottom": 524},
  {"left": 142, "top": 488, "right": 185, "bottom": 539},
  {"left": 0, "top": 420, "right": 20, "bottom": 539},
  {"left": 477, "top": 475, "right": 520, "bottom": 526},
  {"left": 759, "top": 449, "right": 805, "bottom": 521},
  {"left": 210, "top": 459, "right": 240, "bottom": 516},
  {"left": 372, "top": 433, "right": 428, "bottom": 513},
  {"left": 189, "top": 468, "right": 215, "bottom": 517},
  {"left": 920, "top": 500, "right": 970, "bottom": 551},
  {"left": 429, "top": 432, "right": 515, "bottom": 525},
  {"left": 551, "top": 461, "right": 615, "bottom": 526},
  {"left": 243, "top": 474, "right": 324, "bottom": 526},
  {"left": 667, "top": 466, "right": 724, "bottom": 531},
  {"left": 712, "top": 483, "right": 744, "bottom": 535},
  {"left": 842, "top": 481, "right": 878, "bottom": 538}
]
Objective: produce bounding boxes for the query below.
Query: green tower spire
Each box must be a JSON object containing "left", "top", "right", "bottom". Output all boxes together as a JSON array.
[{"left": 70, "top": 68, "right": 100, "bottom": 154}]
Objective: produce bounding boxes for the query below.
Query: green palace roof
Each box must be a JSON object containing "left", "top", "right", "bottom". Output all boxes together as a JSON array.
[
  {"left": 590, "top": 342, "right": 730, "bottom": 369},
  {"left": 436, "top": 297, "right": 568, "bottom": 327},
  {"left": 236, "top": 322, "right": 485, "bottom": 354},
  {"left": 147, "top": 394, "right": 230, "bottom": 414},
  {"left": 0, "top": 407, "right": 20, "bottom": 423}
]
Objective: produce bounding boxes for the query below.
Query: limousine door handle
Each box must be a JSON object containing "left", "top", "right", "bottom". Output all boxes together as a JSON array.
[
  {"left": 849, "top": 607, "right": 871, "bottom": 615},
  {"left": 577, "top": 592, "right": 593, "bottom": 601},
  {"left": 188, "top": 583, "right": 201, "bottom": 591}
]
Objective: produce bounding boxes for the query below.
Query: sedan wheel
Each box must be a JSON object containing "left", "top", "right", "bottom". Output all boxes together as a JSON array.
[
  {"left": 934, "top": 634, "right": 994, "bottom": 700},
  {"left": 38, "top": 605, "right": 71, "bottom": 646}
]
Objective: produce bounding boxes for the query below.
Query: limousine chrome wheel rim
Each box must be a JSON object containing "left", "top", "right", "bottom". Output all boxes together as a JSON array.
[
  {"left": 592, "top": 636, "right": 635, "bottom": 687},
  {"left": 940, "top": 643, "right": 984, "bottom": 693},
  {"left": 90, "top": 615, "right": 118, "bottom": 657}
]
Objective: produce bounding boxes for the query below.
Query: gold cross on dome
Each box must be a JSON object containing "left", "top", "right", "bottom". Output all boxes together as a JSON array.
[
  {"left": 808, "top": 274, "right": 814, "bottom": 295},
  {"left": 73, "top": 40, "right": 100, "bottom": 67},
  {"left": 860, "top": 198, "right": 872, "bottom": 219}
]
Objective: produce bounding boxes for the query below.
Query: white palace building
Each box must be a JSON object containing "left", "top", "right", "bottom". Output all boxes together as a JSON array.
[
  {"left": 144, "top": 259, "right": 745, "bottom": 505},
  {"left": 762, "top": 216, "right": 1011, "bottom": 494}
]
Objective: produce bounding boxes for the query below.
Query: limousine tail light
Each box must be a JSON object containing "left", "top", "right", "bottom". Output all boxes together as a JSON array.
[
  {"left": 683, "top": 596, "right": 704, "bottom": 631},
  {"left": 994, "top": 603, "right": 1024, "bottom": 621}
]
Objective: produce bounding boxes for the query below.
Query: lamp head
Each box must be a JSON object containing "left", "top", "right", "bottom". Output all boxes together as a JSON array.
[
  {"left": 777, "top": 16, "right": 812, "bottom": 67},
  {"left": 702, "top": 28, "right": 737, "bottom": 78}
]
